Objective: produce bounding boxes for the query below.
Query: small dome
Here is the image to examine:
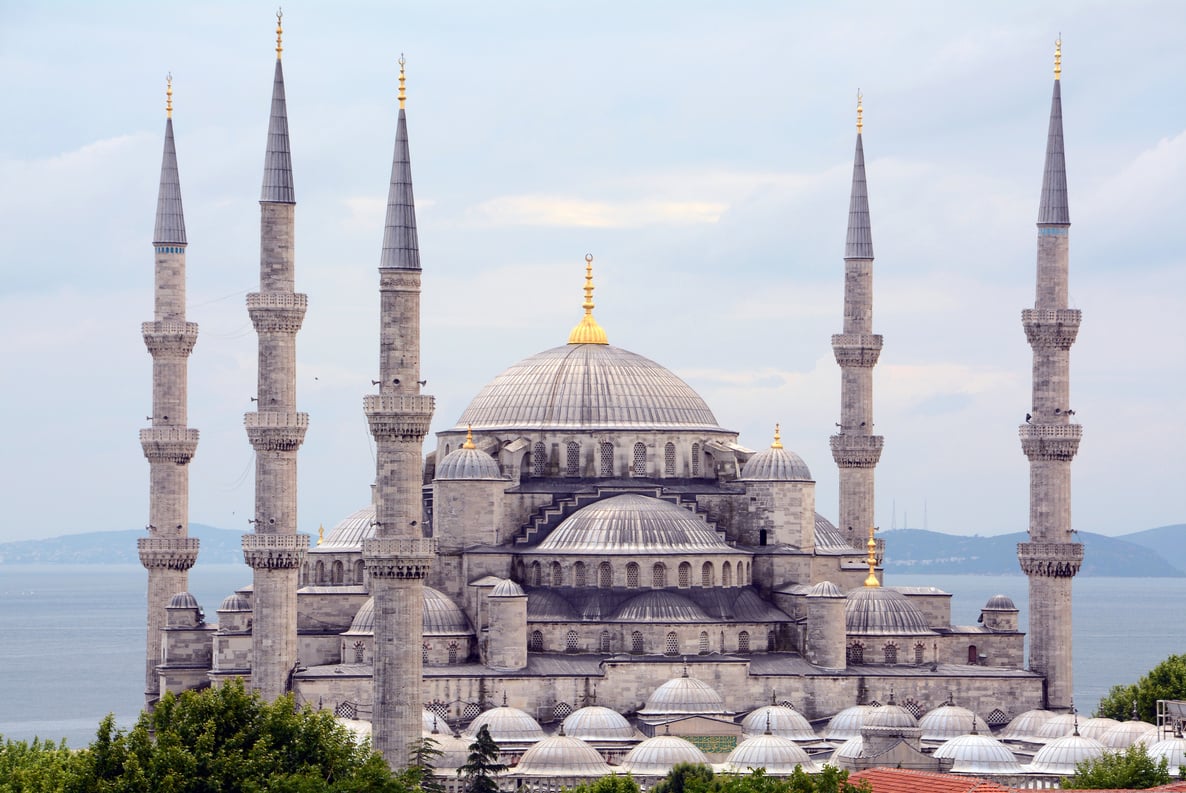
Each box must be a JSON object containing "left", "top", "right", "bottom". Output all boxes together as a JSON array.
[
  {"left": 740, "top": 445, "right": 812, "bottom": 481},
  {"left": 539, "top": 494, "right": 730, "bottom": 554},
  {"left": 423, "top": 709, "right": 445, "bottom": 734},
  {"left": 807, "top": 581, "right": 844, "bottom": 598},
  {"left": 639, "top": 675, "right": 727, "bottom": 718},
  {"left": 824, "top": 705, "right": 874, "bottom": 741},
  {"left": 830, "top": 736, "right": 865, "bottom": 765},
  {"left": 1078, "top": 717, "right": 1122, "bottom": 741},
  {"left": 918, "top": 705, "right": 990, "bottom": 742},
  {"left": 1148, "top": 737, "right": 1186, "bottom": 776},
  {"left": 984, "top": 594, "right": 1017, "bottom": 610},
  {"left": 845, "top": 587, "right": 932, "bottom": 636},
  {"left": 218, "top": 593, "right": 251, "bottom": 612},
  {"left": 490, "top": 579, "right": 526, "bottom": 598},
  {"left": 167, "top": 592, "right": 199, "bottom": 609},
  {"left": 1035, "top": 713, "right": 1079, "bottom": 740},
  {"left": 1099, "top": 719, "right": 1159, "bottom": 749},
  {"left": 525, "top": 589, "right": 579, "bottom": 620},
  {"left": 430, "top": 733, "right": 474, "bottom": 770},
  {"left": 740, "top": 706, "right": 817, "bottom": 741},
  {"left": 933, "top": 733, "right": 1023, "bottom": 774},
  {"left": 619, "top": 735, "right": 710, "bottom": 775},
  {"left": 462, "top": 706, "right": 545, "bottom": 743},
  {"left": 347, "top": 588, "right": 471, "bottom": 635},
  {"left": 336, "top": 717, "right": 371, "bottom": 744},
  {"left": 1000, "top": 709, "right": 1055, "bottom": 742},
  {"left": 436, "top": 445, "right": 503, "bottom": 481},
  {"left": 613, "top": 591, "right": 709, "bottom": 622},
  {"left": 864, "top": 703, "right": 918, "bottom": 730},
  {"left": 723, "top": 734, "right": 819, "bottom": 774},
  {"left": 1026, "top": 733, "right": 1106, "bottom": 775},
  {"left": 562, "top": 707, "right": 635, "bottom": 741},
  {"left": 512, "top": 734, "right": 614, "bottom": 777}
]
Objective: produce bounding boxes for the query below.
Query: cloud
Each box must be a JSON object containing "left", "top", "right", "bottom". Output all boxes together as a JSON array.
[{"left": 465, "top": 195, "right": 729, "bottom": 228}]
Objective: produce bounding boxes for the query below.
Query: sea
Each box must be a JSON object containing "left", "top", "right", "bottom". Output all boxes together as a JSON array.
[{"left": 0, "top": 565, "right": 1182, "bottom": 748}]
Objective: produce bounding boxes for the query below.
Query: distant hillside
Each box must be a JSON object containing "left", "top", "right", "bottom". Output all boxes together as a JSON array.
[
  {"left": 1117, "top": 524, "right": 1186, "bottom": 575},
  {"left": 881, "top": 528, "right": 1184, "bottom": 577},
  {"left": 0, "top": 524, "right": 245, "bottom": 565}
]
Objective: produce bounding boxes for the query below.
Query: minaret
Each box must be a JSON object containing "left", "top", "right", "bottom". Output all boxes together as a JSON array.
[
  {"left": 242, "top": 12, "right": 310, "bottom": 701},
  {"left": 138, "top": 75, "right": 200, "bottom": 705},
  {"left": 362, "top": 55, "right": 436, "bottom": 766},
  {"left": 1017, "top": 39, "right": 1083, "bottom": 711},
  {"left": 830, "top": 93, "right": 885, "bottom": 550}
]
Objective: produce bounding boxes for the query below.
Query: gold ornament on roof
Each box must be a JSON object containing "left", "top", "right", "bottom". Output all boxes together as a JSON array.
[
  {"left": 316, "top": 523, "right": 324, "bottom": 546},
  {"left": 398, "top": 54, "right": 407, "bottom": 109},
  {"left": 771, "top": 423, "right": 783, "bottom": 449},
  {"left": 856, "top": 89, "right": 863, "bottom": 134},
  {"left": 1054, "top": 36, "right": 1061, "bottom": 80},
  {"left": 166, "top": 73, "right": 173, "bottom": 119},
  {"left": 567, "top": 253, "right": 609, "bottom": 345},
  {"left": 463, "top": 425, "right": 476, "bottom": 450},
  {"left": 275, "top": 8, "right": 284, "bottom": 59},
  {"left": 864, "top": 524, "right": 880, "bottom": 587}
]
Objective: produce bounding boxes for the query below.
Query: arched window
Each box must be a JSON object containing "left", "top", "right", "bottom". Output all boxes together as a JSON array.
[
  {"left": 551, "top": 561, "right": 563, "bottom": 587},
  {"left": 530, "top": 631, "right": 544, "bottom": 652},
  {"left": 573, "top": 561, "right": 587, "bottom": 588},
  {"left": 315, "top": 560, "right": 326, "bottom": 584},
  {"left": 331, "top": 560, "right": 344, "bottom": 585},
  {"left": 914, "top": 643, "right": 926, "bottom": 665},
  {"left": 678, "top": 562, "right": 691, "bottom": 588},
  {"left": 598, "top": 562, "right": 612, "bottom": 589},
  {"left": 884, "top": 643, "right": 898, "bottom": 665},
  {"left": 699, "top": 631, "right": 710, "bottom": 655},
  {"left": 767, "top": 630, "right": 776, "bottom": 651},
  {"left": 652, "top": 563, "right": 667, "bottom": 588},
  {"left": 847, "top": 642, "right": 864, "bottom": 665},
  {"left": 691, "top": 443, "right": 701, "bottom": 476},
  {"left": 422, "top": 643, "right": 429, "bottom": 663},
  {"left": 968, "top": 645, "right": 979, "bottom": 665},
  {"left": 566, "top": 630, "right": 579, "bottom": 653},
  {"left": 722, "top": 562, "right": 732, "bottom": 587},
  {"left": 665, "top": 632, "right": 679, "bottom": 656},
  {"left": 301, "top": 562, "right": 310, "bottom": 586},
  {"left": 599, "top": 442, "right": 614, "bottom": 476},
  {"left": 701, "top": 562, "right": 714, "bottom": 587},
  {"left": 354, "top": 559, "right": 365, "bottom": 585},
  {"left": 631, "top": 631, "right": 644, "bottom": 655},
  {"left": 533, "top": 441, "right": 546, "bottom": 476},
  {"left": 632, "top": 443, "right": 647, "bottom": 476},
  {"left": 626, "top": 562, "right": 640, "bottom": 589},
  {"left": 448, "top": 642, "right": 459, "bottom": 664},
  {"left": 353, "top": 640, "right": 365, "bottom": 664},
  {"left": 759, "top": 529, "right": 768, "bottom": 547},
  {"left": 566, "top": 441, "right": 580, "bottom": 476},
  {"left": 599, "top": 631, "right": 611, "bottom": 653},
  {"left": 530, "top": 561, "right": 542, "bottom": 587},
  {"left": 738, "top": 631, "right": 750, "bottom": 653},
  {"left": 664, "top": 442, "right": 676, "bottom": 476}
]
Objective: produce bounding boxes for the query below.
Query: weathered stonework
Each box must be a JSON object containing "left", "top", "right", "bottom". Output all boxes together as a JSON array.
[
  {"left": 1017, "top": 541, "right": 1084, "bottom": 578},
  {"left": 138, "top": 536, "right": 201, "bottom": 570},
  {"left": 242, "top": 533, "right": 309, "bottom": 570}
]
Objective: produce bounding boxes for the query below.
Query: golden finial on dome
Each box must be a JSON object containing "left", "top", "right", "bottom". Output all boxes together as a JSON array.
[
  {"left": 316, "top": 523, "right": 324, "bottom": 546},
  {"left": 567, "top": 253, "right": 609, "bottom": 345},
  {"left": 771, "top": 423, "right": 783, "bottom": 449},
  {"left": 166, "top": 73, "right": 173, "bottom": 119},
  {"left": 864, "top": 524, "right": 880, "bottom": 587},
  {"left": 398, "top": 54, "right": 407, "bottom": 110},
  {"left": 856, "top": 89, "right": 863, "bottom": 134},
  {"left": 1054, "top": 35, "right": 1061, "bottom": 80},
  {"left": 275, "top": 8, "right": 284, "bottom": 59},
  {"left": 463, "top": 425, "right": 476, "bottom": 450}
]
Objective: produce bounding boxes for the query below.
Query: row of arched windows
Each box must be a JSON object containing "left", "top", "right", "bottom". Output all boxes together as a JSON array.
[
  {"left": 525, "top": 559, "right": 751, "bottom": 589},
  {"left": 421, "top": 641, "right": 462, "bottom": 664},
  {"left": 847, "top": 641, "right": 930, "bottom": 665},
  {"left": 528, "top": 628, "right": 774, "bottom": 655},
  {"left": 523, "top": 440, "right": 710, "bottom": 478},
  {"left": 302, "top": 558, "right": 366, "bottom": 587}
]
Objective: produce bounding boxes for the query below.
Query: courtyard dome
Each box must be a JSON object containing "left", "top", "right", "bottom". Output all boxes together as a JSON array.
[
  {"left": 461, "top": 706, "right": 545, "bottom": 743},
  {"left": 824, "top": 705, "right": 874, "bottom": 741},
  {"left": 562, "top": 706, "right": 636, "bottom": 741},
  {"left": 723, "top": 733, "right": 819, "bottom": 774},
  {"left": 741, "top": 428, "right": 812, "bottom": 481},
  {"left": 984, "top": 594, "right": 1017, "bottom": 610},
  {"left": 619, "top": 735, "right": 710, "bottom": 775},
  {"left": 933, "top": 733, "right": 1023, "bottom": 774},
  {"left": 1099, "top": 719, "right": 1158, "bottom": 749},
  {"left": 864, "top": 703, "right": 918, "bottom": 730},
  {"left": 741, "top": 706, "right": 817, "bottom": 741},
  {"left": 613, "top": 591, "right": 709, "bottom": 622},
  {"left": 1000, "top": 709, "right": 1055, "bottom": 742},
  {"left": 918, "top": 704, "right": 990, "bottom": 742},
  {"left": 830, "top": 736, "right": 865, "bottom": 763},
  {"left": 1036, "top": 713, "right": 1079, "bottom": 740},
  {"left": 1026, "top": 733, "right": 1106, "bottom": 775},
  {"left": 538, "top": 494, "right": 730, "bottom": 554},
  {"left": 218, "top": 593, "right": 251, "bottom": 612},
  {"left": 639, "top": 674, "right": 728, "bottom": 718},
  {"left": 844, "top": 587, "right": 932, "bottom": 635},
  {"left": 453, "top": 343, "right": 725, "bottom": 432},
  {"left": 1147, "top": 737, "right": 1186, "bottom": 776},
  {"left": 512, "top": 734, "right": 614, "bottom": 777},
  {"left": 168, "top": 592, "right": 199, "bottom": 609},
  {"left": 435, "top": 443, "right": 502, "bottom": 481},
  {"left": 431, "top": 734, "right": 474, "bottom": 770},
  {"left": 490, "top": 579, "right": 525, "bottom": 598},
  {"left": 347, "top": 588, "right": 471, "bottom": 635},
  {"left": 1078, "top": 717, "right": 1122, "bottom": 741}
]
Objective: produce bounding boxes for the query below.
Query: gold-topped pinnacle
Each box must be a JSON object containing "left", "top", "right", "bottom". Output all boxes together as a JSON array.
[
  {"left": 567, "top": 253, "right": 609, "bottom": 345},
  {"left": 463, "top": 424, "right": 476, "bottom": 450},
  {"left": 856, "top": 89, "right": 863, "bottom": 134},
  {"left": 864, "top": 525, "right": 880, "bottom": 587},
  {"left": 1054, "top": 36, "right": 1061, "bottom": 80},
  {"left": 398, "top": 54, "right": 406, "bottom": 109},
  {"left": 166, "top": 73, "right": 173, "bottom": 119},
  {"left": 275, "top": 8, "right": 284, "bottom": 59},
  {"left": 317, "top": 523, "right": 324, "bottom": 546},
  {"left": 771, "top": 423, "right": 783, "bottom": 449}
]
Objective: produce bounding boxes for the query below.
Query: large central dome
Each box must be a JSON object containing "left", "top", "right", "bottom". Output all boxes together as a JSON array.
[{"left": 452, "top": 343, "right": 724, "bottom": 432}]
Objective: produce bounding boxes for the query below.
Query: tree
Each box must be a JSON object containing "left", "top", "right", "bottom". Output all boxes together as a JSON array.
[
  {"left": 0, "top": 734, "right": 84, "bottom": 793},
  {"left": 1097, "top": 653, "right": 1186, "bottom": 722},
  {"left": 566, "top": 775, "right": 641, "bottom": 793},
  {"left": 646, "top": 764, "right": 870, "bottom": 793},
  {"left": 402, "top": 736, "right": 445, "bottom": 793},
  {"left": 457, "top": 725, "right": 506, "bottom": 793},
  {"left": 1061, "top": 744, "right": 1173, "bottom": 790}
]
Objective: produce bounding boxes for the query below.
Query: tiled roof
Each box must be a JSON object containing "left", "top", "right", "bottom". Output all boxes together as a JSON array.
[{"left": 848, "top": 768, "right": 1011, "bottom": 793}]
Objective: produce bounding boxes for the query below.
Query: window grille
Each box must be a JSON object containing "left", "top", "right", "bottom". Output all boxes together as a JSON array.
[
  {"left": 847, "top": 642, "right": 864, "bottom": 665},
  {"left": 554, "top": 702, "right": 573, "bottom": 720},
  {"left": 422, "top": 643, "right": 429, "bottom": 663},
  {"left": 914, "top": 643, "right": 926, "bottom": 665},
  {"left": 331, "top": 560, "right": 343, "bottom": 585},
  {"left": 626, "top": 563, "right": 640, "bottom": 589},
  {"left": 631, "top": 631, "right": 644, "bottom": 654},
  {"left": 691, "top": 443, "right": 701, "bottom": 476},
  {"left": 428, "top": 702, "right": 449, "bottom": 721},
  {"left": 448, "top": 642, "right": 459, "bottom": 664},
  {"left": 884, "top": 643, "right": 898, "bottom": 665},
  {"left": 353, "top": 641, "right": 365, "bottom": 663},
  {"left": 599, "top": 442, "right": 614, "bottom": 476},
  {"left": 699, "top": 631, "right": 710, "bottom": 655},
  {"left": 652, "top": 563, "right": 667, "bottom": 588},
  {"left": 335, "top": 701, "right": 358, "bottom": 719},
  {"left": 565, "top": 630, "right": 579, "bottom": 653},
  {"left": 530, "top": 631, "right": 544, "bottom": 652},
  {"left": 767, "top": 631, "right": 776, "bottom": 651},
  {"left": 574, "top": 562, "right": 587, "bottom": 588},
  {"left": 665, "top": 632, "right": 679, "bottom": 656},
  {"left": 987, "top": 708, "right": 1010, "bottom": 726},
  {"left": 566, "top": 441, "right": 580, "bottom": 476},
  {"left": 678, "top": 562, "right": 691, "bottom": 588},
  {"left": 701, "top": 562, "right": 713, "bottom": 587},
  {"left": 533, "top": 442, "right": 546, "bottom": 476},
  {"left": 738, "top": 631, "right": 750, "bottom": 653},
  {"left": 599, "top": 631, "right": 611, "bottom": 653},
  {"left": 632, "top": 442, "right": 647, "bottom": 476},
  {"left": 462, "top": 703, "right": 481, "bottom": 721},
  {"left": 551, "top": 562, "right": 563, "bottom": 587},
  {"left": 664, "top": 442, "right": 676, "bottom": 475},
  {"left": 904, "top": 699, "right": 924, "bottom": 719},
  {"left": 530, "top": 562, "right": 542, "bottom": 587},
  {"left": 599, "top": 562, "right": 612, "bottom": 588}
]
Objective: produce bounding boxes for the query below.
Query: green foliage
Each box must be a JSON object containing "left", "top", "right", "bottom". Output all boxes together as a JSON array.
[
  {"left": 457, "top": 725, "right": 506, "bottom": 793},
  {"left": 1097, "top": 653, "right": 1186, "bottom": 721},
  {"left": 402, "top": 736, "right": 445, "bottom": 793},
  {"left": 0, "top": 734, "right": 84, "bottom": 793},
  {"left": 644, "top": 763, "right": 869, "bottom": 793},
  {"left": 1061, "top": 743, "right": 1173, "bottom": 789},
  {"left": 566, "top": 774, "right": 641, "bottom": 793}
]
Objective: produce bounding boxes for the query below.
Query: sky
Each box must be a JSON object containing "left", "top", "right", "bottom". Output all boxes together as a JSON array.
[{"left": 1, "top": 1, "right": 1183, "bottom": 542}]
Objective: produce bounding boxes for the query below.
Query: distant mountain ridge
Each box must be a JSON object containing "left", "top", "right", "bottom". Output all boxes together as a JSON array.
[{"left": 0, "top": 524, "right": 245, "bottom": 565}]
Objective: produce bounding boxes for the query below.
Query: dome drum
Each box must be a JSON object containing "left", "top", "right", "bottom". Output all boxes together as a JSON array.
[
  {"left": 521, "top": 621, "right": 778, "bottom": 657},
  {"left": 516, "top": 553, "right": 752, "bottom": 592}
]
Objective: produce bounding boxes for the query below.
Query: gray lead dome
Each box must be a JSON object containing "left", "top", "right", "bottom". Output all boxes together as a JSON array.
[
  {"left": 741, "top": 446, "right": 812, "bottom": 481},
  {"left": 539, "top": 494, "right": 729, "bottom": 554},
  {"left": 435, "top": 445, "right": 502, "bottom": 480}
]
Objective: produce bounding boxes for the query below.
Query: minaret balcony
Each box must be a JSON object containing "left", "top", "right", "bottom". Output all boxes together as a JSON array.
[
  {"left": 831, "top": 333, "right": 883, "bottom": 368},
  {"left": 829, "top": 434, "right": 884, "bottom": 468},
  {"left": 142, "top": 321, "right": 199, "bottom": 356},
  {"left": 246, "top": 292, "right": 307, "bottom": 334},
  {"left": 244, "top": 411, "right": 309, "bottom": 452},
  {"left": 1017, "top": 541, "right": 1084, "bottom": 578},
  {"left": 1019, "top": 423, "right": 1082, "bottom": 461},
  {"left": 138, "top": 536, "right": 200, "bottom": 570},
  {"left": 1022, "top": 308, "right": 1081, "bottom": 350},
  {"left": 140, "top": 427, "right": 200, "bottom": 464},
  {"left": 364, "top": 394, "right": 435, "bottom": 441},
  {"left": 242, "top": 533, "right": 309, "bottom": 570},
  {"left": 362, "top": 537, "right": 436, "bottom": 580}
]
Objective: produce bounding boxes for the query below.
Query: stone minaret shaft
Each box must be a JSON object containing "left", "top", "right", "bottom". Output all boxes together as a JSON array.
[
  {"left": 363, "top": 59, "right": 436, "bottom": 767},
  {"left": 830, "top": 99, "right": 884, "bottom": 550},
  {"left": 1017, "top": 43, "right": 1083, "bottom": 711},
  {"left": 139, "top": 83, "right": 200, "bottom": 705},
  {"left": 242, "top": 29, "right": 310, "bottom": 701}
]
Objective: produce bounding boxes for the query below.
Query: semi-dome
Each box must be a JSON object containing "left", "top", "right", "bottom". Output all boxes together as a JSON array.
[
  {"left": 512, "top": 734, "right": 614, "bottom": 777},
  {"left": 639, "top": 674, "right": 727, "bottom": 718},
  {"left": 1099, "top": 719, "right": 1158, "bottom": 749},
  {"left": 453, "top": 343, "right": 725, "bottom": 432},
  {"left": 218, "top": 593, "right": 251, "bottom": 612},
  {"left": 490, "top": 579, "right": 525, "bottom": 598},
  {"left": 347, "top": 588, "right": 471, "bottom": 635},
  {"left": 168, "top": 592, "right": 199, "bottom": 609},
  {"left": 462, "top": 706, "right": 545, "bottom": 743},
  {"left": 918, "top": 704, "right": 990, "bottom": 742},
  {"left": 807, "top": 581, "right": 844, "bottom": 598},
  {"left": 723, "top": 733, "right": 819, "bottom": 774},
  {"left": 562, "top": 706, "right": 635, "bottom": 741},
  {"left": 933, "top": 733, "right": 1023, "bottom": 774},
  {"left": 613, "top": 591, "right": 710, "bottom": 622},
  {"left": 824, "top": 705, "right": 874, "bottom": 741},
  {"left": 741, "top": 706, "right": 817, "bottom": 741},
  {"left": 741, "top": 430, "right": 812, "bottom": 481},
  {"left": 1148, "top": 737, "right": 1186, "bottom": 776},
  {"left": 984, "top": 594, "right": 1017, "bottom": 610},
  {"left": 845, "top": 587, "right": 932, "bottom": 635},
  {"left": 1078, "top": 717, "right": 1122, "bottom": 741},
  {"left": 538, "top": 494, "right": 730, "bottom": 554},
  {"left": 525, "top": 589, "right": 578, "bottom": 620},
  {"left": 1000, "top": 709, "right": 1055, "bottom": 742},
  {"left": 864, "top": 703, "right": 918, "bottom": 730},
  {"left": 1026, "top": 733, "right": 1106, "bottom": 775},
  {"left": 619, "top": 735, "right": 710, "bottom": 775},
  {"left": 436, "top": 443, "right": 503, "bottom": 480}
]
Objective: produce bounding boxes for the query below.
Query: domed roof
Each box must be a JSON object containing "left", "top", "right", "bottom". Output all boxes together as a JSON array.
[
  {"left": 490, "top": 579, "right": 525, "bottom": 598},
  {"left": 1078, "top": 717, "right": 1122, "bottom": 741},
  {"left": 525, "top": 589, "right": 578, "bottom": 620},
  {"left": 984, "top": 594, "right": 1017, "bottom": 610},
  {"left": 741, "top": 706, "right": 817, "bottom": 741},
  {"left": 1036, "top": 713, "right": 1079, "bottom": 740},
  {"left": 813, "top": 513, "right": 852, "bottom": 551},
  {"left": 933, "top": 733, "right": 1023, "bottom": 774},
  {"left": 1000, "top": 709, "right": 1055, "bottom": 742},
  {"left": 453, "top": 343, "right": 725, "bottom": 432},
  {"left": 320, "top": 505, "right": 375, "bottom": 549},
  {"left": 436, "top": 443, "right": 503, "bottom": 480},
  {"left": 723, "top": 734, "right": 819, "bottom": 774},
  {"left": 562, "top": 707, "right": 635, "bottom": 741},
  {"left": 1099, "top": 719, "right": 1158, "bottom": 749},
  {"left": 538, "top": 494, "right": 730, "bottom": 554},
  {"left": 864, "top": 703, "right": 918, "bottom": 730},
  {"left": 807, "top": 581, "right": 844, "bottom": 598},
  {"left": 168, "top": 592, "right": 199, "bottom": 609},
  {"left": 613, "top": 591, "right": 710, "bottom": 622},
  {"left": 462, "top": 706, "right": 545, "bottom": 743},
  {"left": 347, "top": 588, "right": 471, "bottom": 635},
  {"left": 830, "top": 736, "right": 865, "bottom": 765},
  {"left": 619, "top": 735, "right": 710, "bottom": 775},
  {"left": 218, "top": 593, "right": 251, "bottom": 612},
  {"left": 512, "top": 734, "right": 614, "bottom": 777},
  {"left": 740, "top": 431, "right": 812, "bottom": 481},
  {"left": 430, "top": 733, "right": 474, "bottom": 769},
  {"left": 1026, "top": 733, "right": 1106, "bottom": 775},
  {"left": 845, "top": 587, "right": 932, "bottom": 636},
  {"left": 423, "top": 709, "right": 444, "bottom": 734},
  {"left": 639, "top": 674, "right": 727, "bottom": 718},
  {"left": 1148, "top": 737, "right": 1186, "bottom": 775},
  {"left": 824, "top": 705, "right": 874, "bottom": 741},
  {"left": 918, "top": 705, "right": 990, "bottom": 742}
]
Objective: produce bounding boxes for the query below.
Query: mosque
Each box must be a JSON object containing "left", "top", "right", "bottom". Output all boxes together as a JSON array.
[{"left": 137, "top": 17, "right": 1106, "bottom": 780}]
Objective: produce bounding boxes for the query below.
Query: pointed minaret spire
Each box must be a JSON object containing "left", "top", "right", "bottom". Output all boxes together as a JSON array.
[
  {"left": 261, "top": 9, "right": 294, "bottom": 204},
  {"left": 380, "top": 54, "right": 421, "bottom": 270},
  {"left": 1038, "top": 38, "right": 1070, "bottom": 225},
  {"left": 154, "top": 74, "right": 186, "bottom": 246},
  {"left": 845, "top": 90, "right": 874, "bottom": 259}
]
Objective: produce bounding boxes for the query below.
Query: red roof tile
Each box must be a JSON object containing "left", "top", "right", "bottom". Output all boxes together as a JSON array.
[{"left": 848, "top": 768, "right": 1012, "bottom": 793}]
